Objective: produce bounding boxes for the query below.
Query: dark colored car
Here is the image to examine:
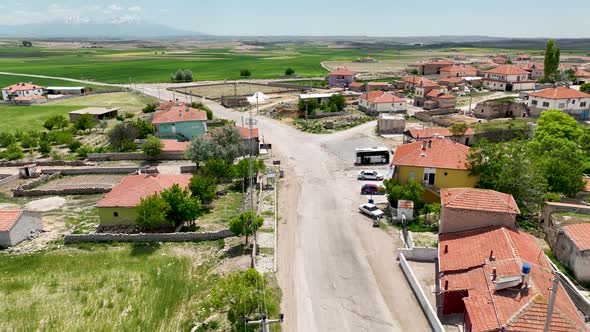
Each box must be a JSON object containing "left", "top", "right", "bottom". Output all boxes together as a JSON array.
[{"left": 360, "top": 184, "right": 384, "bottom": 195}]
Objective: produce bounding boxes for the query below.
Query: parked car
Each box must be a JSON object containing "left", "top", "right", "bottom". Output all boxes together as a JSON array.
[
  {"left": 359, "top": 203, "right": 384, "bottom": 219},
  {"left": 360, "top": 183, "right": 385, "bottom": 195},
  {"left": 357, "top": 170, "right": 384, "bottom": 181}
]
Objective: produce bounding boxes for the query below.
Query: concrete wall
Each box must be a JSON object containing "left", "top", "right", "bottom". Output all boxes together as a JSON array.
[
  {"left": 0, "top": 211, "right": 42, "bottom": 248},
  {"left": 328, "top": 75, "right": 355, "bottom": 87},
  {"left": 440, "top": 207, "right": 516, "bottom": 234},
  {"left": 399, "top": 252, "right": 445, "bottom": 332},
  {"left": 473, "top": 100, "right": 529, "bottom": 119},
  {"left": 378, "top": 115, "right": 405, "bottom": 134},
  {"left": 63, "top": 229, "right": 235, "bottom": 244},
  {"left": 98, "top": 207, "right": 138, "bottom": 225},
  {"left": 157, "top": 121, "right": 206, "bottom": 140},
  {"left": 88, "top": 152, "right": 186, "bottom": 161},
  {"left": 399, "top": 247, "right": 437, "bottom": 262},
  {"left": 42, "top": 167, "right": 140, "bottom": 175},
  {"left": 0, "top": 173, "right": 19, "bottom": 186}
]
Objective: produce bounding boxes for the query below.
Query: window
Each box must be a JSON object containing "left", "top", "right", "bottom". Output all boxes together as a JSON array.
[
  {"left": 409, "top": 171, "right": 416, "bottom": 181},
  {"left": 113, "top": 212, "right": 119, "bottom": 217},
  {"left": 558, "top": 103, "right": 565, "bottom": 109},
  {"left": 581, "top": 102, "right": 587, "bottom": 107},
  {"left": 531, "top": 100, "right": 538, "bottom": 105},
  {"left": 572, "top": 100, "right": 576, "bottom": 104},
  {"left": 444, "top": 172, "right": 448, "bottom": 176},
  {"left": 542, "top": 102, "right": 550, "bottom": 107}
]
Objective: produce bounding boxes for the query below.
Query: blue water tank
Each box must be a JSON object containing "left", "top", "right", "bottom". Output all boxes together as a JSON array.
[{"left": 522, "top": 263, "right": 531, "bottom": 275}]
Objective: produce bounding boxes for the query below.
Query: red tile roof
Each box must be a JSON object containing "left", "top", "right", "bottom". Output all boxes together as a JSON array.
[
  {"left": 439, "top": 77, "right": 465, "bottom": 83},
  {"left": 426, "top": 89, "right": 456, "bottom": 99},
  {"left": 439, "top": 226, "right": 586, "bottom": 332},
  {"left": 367, "top": 82, "right": 389, "bottom": 86},
  {"left": 359, "top": 91, "right": 406, "bottom": 103},
  {"left": 0, "top": 210, "right": 22, "bottom": 232},
  {"left": 392, "top": 138, "right": 471, "bottom": 170},
  {"left": 406, "top": 127, "right": 475, "bottom": 139},
  {"left": 528, "top": 87, "right": 590, "bottom": 100},
  {"left": 349, "top": 82, "right": 363, "bottom": 87},
  {"left": 398, "top": 200, "right": 414, "bottom": 209},
  {"left": 576, "top": 68, "right": 590, "bottom": 78},
  {"left": 96, "top": 174, "right": 191, "bottom": 208},
  {"left": 484, "top": 65, "right": 530, "bottom": 76},
  {"left": 441, "top": 188, "right": 520, "bottom": 214},
  {"left": 157, "top": 100, "right": 179, "bottom": 111},
  {"left": 422, "top": 59, "right": 453, "bottom": 65},
  {"left": 161, "top": 139, "right": 189, "bottom": 152},
  {"left": 152, "top": 105, "right": 207, "bottom": 124},
  {"left": 403, "top": 76, "right": 440, "bottom": 88},
  {"left": 439, "top": 64, "right": 478, "bottom": 73},
  {"left": 328, "top": 68, "right": 355, "bottom": 76},
  {"left": 234, "top": 126, "right": 259, "bottom": 139},
  {"left": 2, "top": 82, "right": 45, "bottom": 92},
  {"left": 562, "top": 223, "right": 590, "bottom": 251}
]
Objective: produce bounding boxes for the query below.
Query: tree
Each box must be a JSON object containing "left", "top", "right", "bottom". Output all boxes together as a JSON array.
[
  {"left": 74, "top": 114, "right": 96, "bottom": 131},
  {"left": 543, "top": 39, "right": 560, "bottom": 82},
  {"left": 580, "top": 83, "right": 590, "bottom": 94},
  {"left": 212, "top": 269, "right": 268, "bottom": 332},
  {"left": 450, "top": 123, "right": 469, "bottom": 136},
  {"left": 285, "top": 68, "right": 295, "bottom": 76},
  {"left": 174, "top": 69, "right": 186, "bottom": 82},
  {"left": 142, "top": 103, "right": 157, "bottom": 113},
  {"left": 136, "top": 193, "right": 170, "bottom": 229},
  {"left": 534, "top": 110, "right": 582, "bottom": 142},
  {"left": 99, "top": 120, "right": 108, "bottom": 134},
  {"left": 190, "top": 102, "right": 213, "bottom": 120},
  {"left": 240, "top": 69, "right": 252, "bottom": 78},
  {"left": 75, "top": 145, "right": 94, "bottom": 159},
  {"left": 160, "top": 184, "right": 203, "bottom": 227},
  {"left": 564, "top": 68, "right": 576, "bottom": 82},
  {"left": 183, "top": 69, "right": 193, "bottom": 82},
  {"left": 211, "top": 126, "right": 242, "bottom": 164},
  {"left": 404, "top": 180, "right": 425, "bottom": 209},
  {"left": 328, "top": 94, "right": 346, "bottom": 111},
  {"left": 108, "top": 122, "right": 139, "bottom": 152},
  {"left": 229, "top": 211, "right": 264, "bottom": 245},
  {"left": 202, "top": 159, "right": 234, "bottom": 183},
  {"left": 233, "top": 158, "right": 265, "bottom": 186},
  {"left": 134, "top": 118, "right": 154, "bottom": 139},
  {"left": 142, "top": 135, "right": 164, "bottom": 158},
  {"left": 298, "top": 98, "right": 318, "bottom": 114},
  {"left": 43, "top": 115, "right": 69, "bottom": 131},
  {"left": 189, "top": 175, "right": 217, "bottom": 205},
  {"left": 186, "top": 135, "right": 219, "bottom": 168},
  {"left": 21, "top": 40, "right": 32, "bottom": 47},
  {"left": 3, "top": 143, "right": 23, "bottom": 160}
]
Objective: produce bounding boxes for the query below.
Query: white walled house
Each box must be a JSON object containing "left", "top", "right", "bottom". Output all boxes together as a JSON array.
[
  {"left": 1, "top": 82, "right": 45, "bottom": 101},
  {"left": 482, "top": 65, "right": 536, "bottom": 91},
  {"left": 0, "top": 210, "right": 42, "bottom": 248},
  {"left": 358, "top": 91, "right": 407, "bottom": 115},
  {"left": 526, "top": 87, "right": 590, "bottom": 120}
]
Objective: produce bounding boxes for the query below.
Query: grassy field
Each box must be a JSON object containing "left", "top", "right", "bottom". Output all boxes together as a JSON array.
[
  {"left": 0, "top": 74, "right": 108, "bottom": 91},
  {"left": 471, "top": 118, "right": 533, "bottom": 133},
  {"left": 199, "top": 190, "right": 243, "bottom": 231},
  {"left": 0, "top": 242, "right": 281, "bottom": 331},
  {"left": 0, "top": 92, "right": 155, "bottom": 132}
]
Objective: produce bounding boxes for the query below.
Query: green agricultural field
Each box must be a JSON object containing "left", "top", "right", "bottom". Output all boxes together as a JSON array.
[
  {"left": 0, "top": 92, "right": 155, "bottom": 132},
  {"left": 0, "top": 74, "right": 108, "bottom": 91},
  {"left": 0, "top": 242, "right": 281, "bottom": 331}
]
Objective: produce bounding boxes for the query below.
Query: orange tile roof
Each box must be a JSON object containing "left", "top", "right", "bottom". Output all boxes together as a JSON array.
[
  {"left": 152, "top": 105, "right": 207, "bottom": 124},
  {"left": 2, "top": 82, "right": 45, "bottom": 92},
  {"left": 0, "top": 210, "right": 22, "bottom": 232},
  {"left": 439, "top": 64, "right": 478, "bottom": 73},
  {"left": 426, "top": 89, "right": 455, "bottom": 99},
  {"left": 392, "top": 138, "right": 471, "bottom": 170},
  {"left": 402, "top": 76, "right": 440, "bottom": 88},
  {"left": 406, "top": 127, "right": 475, "bottom": 139},
  {"left": 349, "top": 82, "right": 363, "bottom": 87},
  {"left": 575, "top": 68, "right": 590, "bottom": 77},
  {"left": 161, "top": 139, "right": 189, "bottom": 152},
  {"left": 441, "top": 188, "right": 520, "bottom": 214},
  {"left": 422, "top": 59, "right": 453, "bottom": 65},
  {"left": 14, "top": 95, "right": 45, "bottom": 101},
  {"left": 528, "top": 87, "right": 590, "bottom": 100},
  {"left": 367, "top": 82, "right": 389, "bottom": 86},
  {"left": 562, "top": 223, "right": 590, "bottom": 251},
  {"left": 96, "top": 174, "right": 191, "bottom": 208},
  {"left": 484, "top": 65, "right": 530, "bottom": 75},
  {"left": 234, "top": 126, "right": 259, "bottom": 139},
  {"left": 359, "top": 91, "right": 406, "bottom": 103},
  {"left": 439, "top": 226, "right": 586, "bottom": 332},
  {"left": 328, "top": 68, "right": 355, "bottom": 76},
  {"left": 157, "top": 100, "right": 179, "bottom": 110},
  {"left": 439, "top": 77, "right": 465, "bottom": 83}
]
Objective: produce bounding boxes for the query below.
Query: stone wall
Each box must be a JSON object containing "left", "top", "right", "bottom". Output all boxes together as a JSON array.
[
  {"left": 16, "top": 172, "right": 61, "bottom": 191},
  {"left": 63, "top": 229, "right": 235, "bottom": 244},
  {"left": 472, "top": 128, "right": 530, "bottom": 143},
  {"left": 180, "top": 165, "right": 199, "bottom": 174},
  {"left": 473, "top": 101, "right": 529, "bottom": 119},
  {"left": 0, "top": 160, "right": 89, "bottom": 167},
  {"left": 88, "top": 152, "right": 186, "bottom": 161},
  {"left": 0, "top": 173, "right": 19, "bottom": 186},
  {"left": 41, "top": 167, "right": 140, "bottom": 175},
  {"left": 413, "top": 109, "right": 459, "bottom": 127},
  {"left": 14, "top": 187, "right": 111, "bottom": 197}
]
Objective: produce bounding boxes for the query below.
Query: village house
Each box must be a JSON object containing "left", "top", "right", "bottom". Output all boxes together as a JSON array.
[
  {"left": 152, "top": 104, "right": 208, "bottom": 141},
  {"left": 0, "top": 209, "right": 42, "bottom": 248},
  {"left": 424, "top": 89, "right": 456, "bottom": 109},
  {"left": 358, "top": 91, "right": 407, "bottom": 114},
  {"left": 348, "top": 82, "right": 364, "bottom": 92},
  {"left": 438, "top": 226, "right": 587, "bottom": 332},
  {"left": 438, "top": 77, "right": 466, "bottom": 89},
  {"left": 327, "top": 68, "right": 356, "bottom": 88},
  {"left": 366, "top": 82, "right": 390, "bottom": 91},
  {"left": 391, "top": 138, "right": 478, "bottom": 202},
  {"left": 235, "top": 126, "right": 260, "bottom": 156},
  {"left": 439, "top": 188, "right": 520, "bottom": 234},
  {"left": 1, "top": 82, "right": 45, "bottom": 101},
  {"left": 68, "top": 107, "right": 119, "bottom": 122},
  {"left": 417, "top": 59, "right": 453, "bottom": 75},
  {"left": 518, "top": 61, "right": 545, "bottom": 80},
  {"left": 12, "top": 94, "right": 46, "bottom": 105},
  {"left": 473, "top": 99, "right": 529, "bottom": 119},
  {"left": 543, "top": 202, "right": 590, "bottom": 283},
  {"left": 403, "top": 127, "right": 475, "bottom": 146},
  {"left": 575, "top": 68, "right": 590, "bottom": 85},
  {"left": 526, "top": 87, "right": 590, "bottom": 120},
  {"left": 482, "top": 65, "right": 536, "bottom": 91},
  {"left": 96, "top": 174, "right": 192, "bottom": 225},
  {"left": 439, "top": 64, "right": 478, "bottom": 78},
  {"left": 411, "top": 78, "right": 441, "bottom": 107}
]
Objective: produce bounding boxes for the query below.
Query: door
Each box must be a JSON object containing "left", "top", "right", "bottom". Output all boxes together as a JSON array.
[
  {"left": 506, "top": 84, "right": 513, "bottom": 92},
  {"left": 428, "top": 173, "right": 435, "bottom": 185},
  {"left": 171, "top": 123, "right": 176, "bottom": 134}
]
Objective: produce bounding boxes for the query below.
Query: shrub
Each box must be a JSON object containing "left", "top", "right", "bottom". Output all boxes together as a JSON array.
[
  {"left": 123, "top": 112, "right": 134, "bottom": 119},
  {"left": 189, "top": 175, "right": 217, "bottom": 205},
  {"left": 142, "top": 103, "right": 157, "bottom": 113},
  {"left": 76, "top": 145, "right": 94, "bottom": 159},
  {"left": 108, "top": 123, "right": 139, "bottom": 151},
  {"left": 285, "top": 68, "right": 295, "bottom": 76},
  {"left": 119, "top": 139, "right": 138, "bottom": 152},
  {"left": 190, "top": 102, "right": 213, "bottom": 120},
  {"left": 74, "top": 114, "right": 96, "bottom": 131},
  {"left": 20, "top": 134, "right": 38, "bottom": 149},
  {"left": 3, "top": 143, "right": 24, "bottom": 160},
  {"left": 43, "top": 115, "right": 69, "bottom": 131},
  {"left": 134, "top": 118, "right": 154, "bottom": 139},
  {"left": 0, "top": 132, "right": 17, "bottom": 148},
  {"left": 142, "top": 135, "right": 164, "bottom": 158},
  {"left": 68, "top": 140, "right": 82, "bottom": 152},
  {"left": 38, "top": 140, "right": 52, "bottom": 156},
  {"left": 136, "top": 193, "right": 170, "bottom": 229},
  {"left": 50, "top": 131, "right": 74, "bottom": 145}
]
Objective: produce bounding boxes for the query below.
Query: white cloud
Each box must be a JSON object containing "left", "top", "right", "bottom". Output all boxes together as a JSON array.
[
  {"left": 128, "top": 6, "right": 142, "bottom": 12},
  {"left": 108, "top": 4, "right": 122, "bottom": 11},
  {"left": 110, "top": 14, "right": 142, "bottom": 24},
  {"left": 65, "top": 16, "right": 92, "bottom": 24}
]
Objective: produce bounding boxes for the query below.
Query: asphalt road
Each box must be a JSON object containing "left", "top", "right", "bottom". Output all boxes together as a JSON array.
[{"left": 134, "top": 83, "right": 431, "bottom": 332}]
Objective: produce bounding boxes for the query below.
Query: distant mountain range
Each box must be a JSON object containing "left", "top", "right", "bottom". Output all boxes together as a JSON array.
[{"left": 0, "top": 22, "right": 204, "bottom": 39}]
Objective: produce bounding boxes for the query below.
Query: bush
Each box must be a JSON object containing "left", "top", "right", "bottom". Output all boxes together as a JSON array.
[
  {"left": 134, "top": 118, "right": 154, "bottom": 139},
  {"left": 3, "top": 143, "right": 24, "bottom": 160},
  {"left": 285, "top": 68, "right": 295, "bottom": 76},
  {"left": 189, "top": 175, "right": 217, "bottom": 205},
  {"left": 190, "top": 102, "right": 214, "bottom": 120},
  {"left": 38, "top": 140, "right": 52, "bottom": 156},
  {"left": 108, "top": 123, "right": 139, "bottom": 151},
  {"left": 123, "top": 112, "right": 134, "bottom": 119},
  {"left": 136, "top": 193, "right": 170, "bottom": 229},
  {"left": 68, "top": 140, "right": 82, "bottom": 153},
  {"left": 0, "top": 132, "right": 17, "bottom": 148},
  {"left": 581, "top": 83, "right": 590, "bottom": 94},
  {"left": 49, "top": 131, "right": 74, "bottom": 145},
  {"left": 76, "top": 145, "right": 94, "bottom": 159},
  {"left": 142, "top": 135, "right": 164, "bottom": 158},
  {"left": 119, "top": 139, "right": 138, "bottom": 152},
  {"left": 142, "top": 103, "right": 157, "bottom": 113},
  {"left": 116, "top": 115, "right": 124, "bottom": 121},
  {"left": 74, "top": 114, "right": 96, "bottom": 131},
  {"left": 43, "top": 115, "right": 69, "bottom": 131},
  {"left": 20, "top": 134, "right": 38, "bottom": 149}
]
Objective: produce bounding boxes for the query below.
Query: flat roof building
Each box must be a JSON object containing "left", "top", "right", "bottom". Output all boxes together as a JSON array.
[{"left": 68, "top": 107, "right": 119, "bottom": 122}]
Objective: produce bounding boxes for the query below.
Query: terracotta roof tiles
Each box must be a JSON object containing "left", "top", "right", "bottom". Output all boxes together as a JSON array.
[
  {"left": 0, "top": 210, "right": 22, "bottom": 232},
  {"left": 528, "top": 87, "right": 590, "bottom": 100},
  {"left": 441, "top": 188, "right": 520, "bottom": 214},
  {"left": 562, "top": 223, "right": 590, "bottom": 251},
  {"left": 406, "top": 127, "right": 475, "bottom": 139},
  {"left": 359, "top": 91, "right": 406, "bottom": 103},
  {"left": 484, "top": 65, "right": 530, "bottom": 76},
  {"left": 328, "top": 68, "right": 355, "bottom": 76},
  {"left": 392, "top": 139, "right": 471, "bottom": 170},
  {"left": 2, "top": 82, "right": 45, "bottom": 92},
  {"left": 152, "top": 105, "right": 207, "bottom": 124},
  {"left": 234, "top": 126, "right": 259, "bottom": 139},
  {"left": 161, "top": 140, "right": 189, "bottom": 152}
]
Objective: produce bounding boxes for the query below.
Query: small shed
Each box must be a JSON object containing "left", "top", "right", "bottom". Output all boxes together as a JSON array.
[
  {"left": 69, "top": 107, "right": 119, "bottom": 122},
  {"left": 46, "top": 86, "right": 87, "bottom": 95},
  {"left": 0, "top": 210, "right": 43, "bottom": 248},
  {"left": 397, "top": 200, "right": 414, "bottom": 221},
  {"left": 378, "top": 113, "right": 405, "bottom": 135},
  {"left": 19, "top": 164, "right": 38, "bottom": 178}
]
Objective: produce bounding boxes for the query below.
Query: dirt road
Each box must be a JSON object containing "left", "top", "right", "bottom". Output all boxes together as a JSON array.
[{"left": 134, "top": 83, "right": 431, "bottom": 332}]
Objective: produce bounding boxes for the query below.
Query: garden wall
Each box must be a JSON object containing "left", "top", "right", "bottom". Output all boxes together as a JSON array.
[
  {"left": 88, "top": 152, "right": 186, "bottom": 161},
  {"left": 0, "top": 160, "right": 90, "bottom": 167},
  {"left": 41, "top": 167, "right": 140, "bottom": 175},
  {"left": 413, "top": 109, "right": 459, "bottom": 127},
  {"left": 63, "top": 229, "right": 235, "bottom": 244},
  {"left": 14, "top": 187, "right": 111, "bottom": 197},
  {"left": 0, "top": 174, "right": 19, "bottom": 186}
]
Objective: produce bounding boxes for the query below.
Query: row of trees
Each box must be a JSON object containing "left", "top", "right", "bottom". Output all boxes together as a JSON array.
[
  {"left": 468, "top": 110, "right": 590, "bottom": 214},
  {"left": 107, "top": 118, "right": 154, "bottom": 152},
  {"left": 170, "top": 69, "right": 193, "bottom": 82},
  {"left": 297, "top": 94, "right": 346, "bottom": 115}
]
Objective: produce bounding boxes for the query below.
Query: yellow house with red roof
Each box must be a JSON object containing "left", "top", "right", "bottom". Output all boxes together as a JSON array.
[{"left": 391, "top": 139, "right": 479, "bottom": 202}]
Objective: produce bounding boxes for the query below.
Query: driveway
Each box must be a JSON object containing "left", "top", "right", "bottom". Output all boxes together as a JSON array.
[{"left": 134, "top": 83, "right": 431, "bottom": 332}]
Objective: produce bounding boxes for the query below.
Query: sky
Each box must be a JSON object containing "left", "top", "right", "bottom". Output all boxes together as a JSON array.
[{"left": 1, "top": 0, "right": 589, "bottom": 38}]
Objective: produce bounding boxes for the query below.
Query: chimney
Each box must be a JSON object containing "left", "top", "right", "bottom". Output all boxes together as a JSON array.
[
  {"left": 444, "top": 280, "right": 449, "bottom": 290},
  {"left": 421, "top": 141, "right": 427, "bottom": 150},
  {"left": 428, "top": 139, "right": 432, "bottom": 148},
  {"left": 489, "top": 250, "right": 495, "bottom": 261},
  {"left": 491, "top": 267, "right": 497, "bottom": 281},
  {"left": 444, "top": 244, "right": 448, "bottom": 254}
]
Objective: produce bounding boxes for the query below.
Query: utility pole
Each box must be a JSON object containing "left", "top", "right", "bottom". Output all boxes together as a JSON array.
[
  {"left": 246, "top": 314, "right": 284, "bottom": 332},
  {"left": 248, "top": 93, "right": 257, "bottom": 268},
  {"left": 543, "top": 273, "right": 560, "bottom": 332}
]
